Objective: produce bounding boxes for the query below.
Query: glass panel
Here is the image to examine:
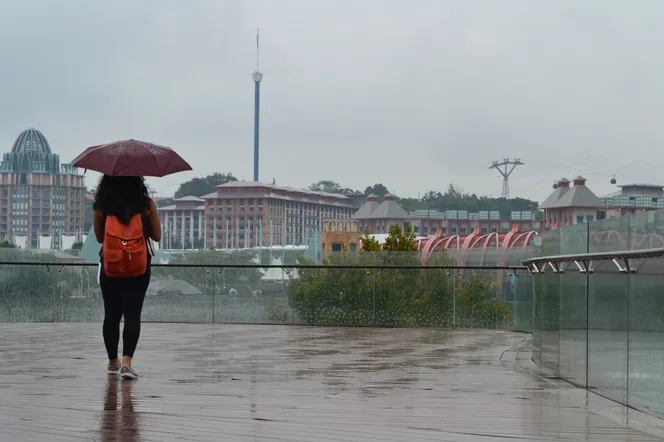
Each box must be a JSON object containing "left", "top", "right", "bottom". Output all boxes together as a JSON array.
[
  {"left": 0, "top": 264, "right": 60, "bottom": 322},
  {"left": 540, "top": 228, "right": 560, "bottom": 376},
  {"left": 628, "top": 255, "right": 664, "bottom": 413},
  {"left": 628, "top": 210, "right": 663, "bottom": 252},
  {"left": 455, "top": 268, "right": 513, "bottom": 330},
  {"left": 143, "top": 265, "right": 212, "bottom": 323},
  {"left": 216, "top": 264, "right": 294, "bottom": 324},
  {"left": 53, "top": 265, "right": 101, "bottom": 322},
  {"left": 558, "top": 223, "right": 589, "bottom": 387},
  {"left": 628, "top": 211, "right": 664, "bottom": 413},
  {"left": 0, "top": 249, "right": 523, "bottom": 332},
  {"left": 587, "top": 216, "right": 629, "bottom": 403},
  {"left": 511, "top": 272, "right": 533, "bottom": 333},
  {"left": 532, "top": 274, "right": 542, "bottom": 366}
]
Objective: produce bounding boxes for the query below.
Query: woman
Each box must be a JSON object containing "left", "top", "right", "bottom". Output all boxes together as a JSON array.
[{"left": 93, "top": 175, "right": 161, "bottom": 380}]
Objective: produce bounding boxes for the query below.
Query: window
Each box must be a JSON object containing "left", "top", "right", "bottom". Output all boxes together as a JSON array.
[
  {"left": 586, "top": 215, "right": 594, "bottom": 223},
  {"left": 576, "top": 215, "right": 584, "bottom": 224},
  {"left": 481, "top": 227, "right": 488, "bottom": 234}
]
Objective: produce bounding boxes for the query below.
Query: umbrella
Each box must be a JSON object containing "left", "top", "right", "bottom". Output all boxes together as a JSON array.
[{"left": 71, "top": 139, "right": 192, "bottom": 177}]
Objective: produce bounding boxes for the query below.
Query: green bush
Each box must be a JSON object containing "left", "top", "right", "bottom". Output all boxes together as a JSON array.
[{"left": 287, "top": 225, "right": 514, "bottom": 328}]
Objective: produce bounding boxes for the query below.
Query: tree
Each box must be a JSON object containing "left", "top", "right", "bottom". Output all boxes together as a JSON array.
[
  {"left": 309, "top": 180, "right": 359, "bottom": 195},
  {"left": 288, "top": 223, "right": 514, "bottom": 328},
  {"left": 156, "top": 198, "right": 174, "bottom": 208},
  {"left": 0, "top": 240, "right": 16, "bottom": 248},
  {"left": 288, "top": 225, "right": 454, "bottom": 326},
  {"left": 397, "top": 183, "right": 540, "bottom": 218},
  {"left": 71, "top": 242, "right": 83, "bottom": 251},
  {"left": 174, "top": 173, "right": 237, "bottom": 198},
  {"left": 364, "top": 183, "right": 389, "bottom": 197},
  {"left": 380, "top": 224, "right": 417, "bottom": 252}
]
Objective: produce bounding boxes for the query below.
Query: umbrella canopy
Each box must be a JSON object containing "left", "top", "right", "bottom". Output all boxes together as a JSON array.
[{"left": 71, "top": 139, "right": 192, "bottom": 177}]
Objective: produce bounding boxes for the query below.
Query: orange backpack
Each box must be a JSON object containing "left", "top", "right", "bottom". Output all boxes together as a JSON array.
[{"left": 103, "top": 213, "right": 149, "bottom": 278}]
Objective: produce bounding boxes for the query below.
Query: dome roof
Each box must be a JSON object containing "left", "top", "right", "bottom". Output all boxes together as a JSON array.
[
  {"left": 11, "top": 127, "right": 52, "bottom": 154},
  {"left": 0, "top": 127, "right": 62, "bottom": 174}
]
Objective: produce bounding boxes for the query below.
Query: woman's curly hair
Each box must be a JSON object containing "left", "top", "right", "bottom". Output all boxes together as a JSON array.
[{"left": 92, "top": 175, "right": 150, "bottom": 224}]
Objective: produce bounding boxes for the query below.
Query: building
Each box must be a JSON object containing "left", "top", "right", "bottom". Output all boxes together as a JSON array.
[
  {"left": 351, "top": 194, "right": 540, "bottom": 237},
  {"left": 601, "top": 183, "right": 664, "bottom": 218},
  {"left": 539, "top": 176, "right": 605, "bottom": 229},
  {"left": 0, "top": 128, "right": 85, "bottom": 248},
  {"left": 157, "top": 196, "right": 205, "bottom": 249},
  {"left": 202, "top": 181, "right": 359, "bottom": 248},
  {"left": 352, "top": 193, "right": 413, "bottom": 233},
  {"left": 411, "top": 209, "right": 540, "bottom": 236},
  {"left": 321, "top": 219, "right": 362, "bottom": 255}
]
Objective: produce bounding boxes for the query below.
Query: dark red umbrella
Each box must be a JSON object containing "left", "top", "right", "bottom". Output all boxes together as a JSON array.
[{"left": 71, "top": 139, "right": 192, "bottom": 177}]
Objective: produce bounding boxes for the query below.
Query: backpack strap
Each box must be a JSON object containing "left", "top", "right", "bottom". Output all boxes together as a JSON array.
[{"left": 141, "top": 211, "right": 155, "bottom": 257}]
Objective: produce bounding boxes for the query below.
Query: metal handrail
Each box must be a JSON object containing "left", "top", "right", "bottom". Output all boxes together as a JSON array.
[
  {"left": 0, "top": 262, "right": 528, "bottom": 271},
  {"left": 523, "top": 247, "right": 664, "bottom": 274}
]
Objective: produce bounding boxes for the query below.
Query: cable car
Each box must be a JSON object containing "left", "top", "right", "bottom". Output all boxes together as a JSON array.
[{"left": 610, "top": 175, "right": 617, "bottom": 185}]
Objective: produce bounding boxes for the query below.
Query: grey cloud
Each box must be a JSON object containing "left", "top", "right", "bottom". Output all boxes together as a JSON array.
[{"left": 1, "top": 0, "right": 663, "bottom": 200}]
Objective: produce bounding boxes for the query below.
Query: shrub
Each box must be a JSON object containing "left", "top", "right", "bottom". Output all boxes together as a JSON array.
[{"left": 287, "top": 225, "right": 514, "bottom": 328}]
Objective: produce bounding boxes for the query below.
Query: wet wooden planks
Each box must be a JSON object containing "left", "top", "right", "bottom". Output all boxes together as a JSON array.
[{"left": 0, "top": 323, "right": 661, "bottom": 441}]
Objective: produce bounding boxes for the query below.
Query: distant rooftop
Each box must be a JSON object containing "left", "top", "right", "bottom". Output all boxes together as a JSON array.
[
  {"left": 173, "top": 196, "right": 205, "bottom": 202},
  {"left": 618, "top": 183, "right": 664, "bottom": 189},
  {"left": 203, "top": 181, "right": 355, "bottom": 201},
  {"left": 539, "top": 176, "right": 605, "bottom": 210}
]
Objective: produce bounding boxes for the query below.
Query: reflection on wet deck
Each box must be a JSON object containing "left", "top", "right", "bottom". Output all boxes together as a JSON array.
[{"left": 0, "top": 324, "right": 662, "bottom": 441}]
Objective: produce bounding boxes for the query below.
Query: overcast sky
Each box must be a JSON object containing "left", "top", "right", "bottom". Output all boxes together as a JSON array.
[{"left": 1, "top": 0, "right": 664, "bottom": 202}]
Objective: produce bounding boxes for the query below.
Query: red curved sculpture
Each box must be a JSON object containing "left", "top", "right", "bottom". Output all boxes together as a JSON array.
[{"left": 416, "top": 224, "right": 540, "bottom": 299}]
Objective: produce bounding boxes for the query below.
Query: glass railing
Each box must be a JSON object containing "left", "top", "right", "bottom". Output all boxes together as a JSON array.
[
  {"left": 0, "top": 249, "right": 533, "bottom": 330},
  {"left": 528, "top": 209, "right": 664, "bottom": 416}
]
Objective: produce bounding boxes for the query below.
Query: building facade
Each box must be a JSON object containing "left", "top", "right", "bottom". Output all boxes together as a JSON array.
[
  {"left": 202, "top": 181, "right": 359, "bottom": 248},
  {"left": 158, "top": 196, "right": 205, "bottom": 249},
  {"left": 0, "top": 128, "right": 85, "bottom": 248},
  {"left": 411, "top": 210, "right": 540, "bottom": 236},
  {"left": 601, "top": 183, "right": 664, "bottom": 218},
  {"left": 351, "top": 194, "right": 540, "bottom": 237},
  {"left": 321, "top": 219, "right": 362, "bottom": 255},
  {"left": 539, "top": 176, "right": 606, "bottom": 229}
]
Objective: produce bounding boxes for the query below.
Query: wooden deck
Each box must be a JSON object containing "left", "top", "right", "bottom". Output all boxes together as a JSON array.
[{"left": 0, "top": 323, "right": 662, "bottom": 441}]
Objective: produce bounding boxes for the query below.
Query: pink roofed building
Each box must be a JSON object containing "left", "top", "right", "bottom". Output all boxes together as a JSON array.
[
  {"left": 539, "top": 176, "right": 606, "bottom": 229},
  {"left": 201, "top": 181, "right": 360, "bottom": 248}
]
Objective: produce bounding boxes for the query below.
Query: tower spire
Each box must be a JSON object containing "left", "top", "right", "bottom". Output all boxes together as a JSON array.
[{"left": 252, "top": 29, "right": 263, "bottom": 182}]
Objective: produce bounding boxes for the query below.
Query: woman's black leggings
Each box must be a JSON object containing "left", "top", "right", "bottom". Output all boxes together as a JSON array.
[{"left": 100, "top": 267, "right": 151, "bottom": 360}]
